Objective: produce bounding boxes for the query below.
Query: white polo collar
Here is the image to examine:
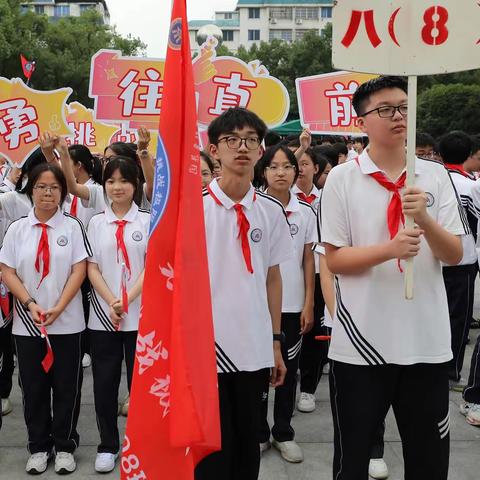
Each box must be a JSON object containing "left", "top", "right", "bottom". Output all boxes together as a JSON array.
[
  {"left": 208, "top": 178, "right": 256, "bottom": 210},
  {"left": 28, "top": 207, "right": 64, "bottom": 229},
  {"left": 105, "top": 202, "right": 139, "bottom": 224},
  {"left": 357, "top": 149, "right": 421, "bottom": 177}
]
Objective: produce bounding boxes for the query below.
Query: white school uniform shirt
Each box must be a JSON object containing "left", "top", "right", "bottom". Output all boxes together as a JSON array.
[
  {"left": 291, "top": 183, "right": 321, "bottom": 213},
  {"left": 442, "top": 167, "right": 477, "bottom": 265},
  {"left": 321, "top": 150, "right": 466, "bottom": 366},
  {"left": 280, "top": 193, "right": 317, "bottom": 313},
  {"left": 87, "top": 203, "right": 150, "bottom": 332},
  {"left": 64, "top": 178, "right": 99, "bottom": 228},
  {"left": 0, "top": 191, "right": 32, "bottom": 246},
  {"left": 0, "top": 208, "right": 91, "bottom": 336},
  {"left": 203, "top": 179, "right": 294, "bottom": 373}
]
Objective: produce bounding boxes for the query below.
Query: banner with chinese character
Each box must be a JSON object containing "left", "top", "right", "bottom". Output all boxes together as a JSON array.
[
  {"left": 296, "top": 71, "right": 377, "bottom": 136},
  {"left": 66, "top": 102, "right": 118, "bottom": 153},
  {"left": 121, "top": 0, "right": 220, "bottom": 478},
  {"left": 89, "top": 39, "right": 289, "bottom": 131},
  {"left": 0, "top": 77, "right": 72, "bottom": 167},
  {"left": 332, "top": 0, "right": 480, "bottom": 75},
  {"left": 66, "top": 102, "right": 159, "bottom": 155}
]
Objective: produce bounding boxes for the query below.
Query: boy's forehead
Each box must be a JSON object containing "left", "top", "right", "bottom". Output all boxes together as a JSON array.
[
  {"left": 366, "top": 87, "right": 408, "bottom": 108},
  {"left": 224, "top": 127, "right": 258, "bottom": 136}
]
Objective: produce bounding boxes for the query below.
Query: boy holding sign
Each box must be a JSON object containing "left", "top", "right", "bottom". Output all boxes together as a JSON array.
[{"left": 321, "top": 76, "right": 464, "bottom": 479}]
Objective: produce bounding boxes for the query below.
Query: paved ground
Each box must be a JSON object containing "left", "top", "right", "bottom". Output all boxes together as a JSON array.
[{"left": 1, "top": 310, "right": 480, "bottom": 479}]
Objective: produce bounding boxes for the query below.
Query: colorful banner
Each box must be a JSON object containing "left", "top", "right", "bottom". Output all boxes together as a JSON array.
[
  {"left": 296, "top": 71, "right": 377, "bottom": 136},
  {"left": 65, "top": 102, "right": 118, "bottom": 153},
  {"left": 89, "top": 39, "right": 289, "bottom": 131},
  {"left": 121, "top": 0, "right": 220, "bottom": 478},
  {"left": 0, "top": 77, "right": 72, "bottom": 167},
  {"left": 66, "top": 102, "right": 159, "bottom": 155}
]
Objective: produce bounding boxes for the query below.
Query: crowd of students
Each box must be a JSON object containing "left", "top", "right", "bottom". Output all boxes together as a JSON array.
[{"left": 0, "top": 75, "right": 480, "bottom": 479}]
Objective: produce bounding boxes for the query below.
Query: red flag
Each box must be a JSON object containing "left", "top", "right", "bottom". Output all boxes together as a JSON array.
[
  {"left": 121, "top": 0, "right": 220, "bottom": 478},
  {"left": 20, "top": 54, "right": 36, "bottom": 80},
  {"left": 39, "top": 317, "right": 54, "bottom": 373}
]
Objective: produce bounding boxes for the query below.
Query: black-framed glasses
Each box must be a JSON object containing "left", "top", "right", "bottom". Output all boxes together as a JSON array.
[
  {"left": 218, "top": 136, "right": 261, "bottom": 150},
  {"left": 361, "top": 104, "right": 408, "bottom": 118}
]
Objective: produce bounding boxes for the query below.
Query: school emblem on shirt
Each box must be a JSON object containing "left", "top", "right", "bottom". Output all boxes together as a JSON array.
[
  {"left": 0, "top": 283, "right": 6, "bottom": 297},
  {"left": 132, "top": 231, "right": 143, "bottom": 242},
  {"left": 250, "top": 228, "right": 262, "bottom": 243},
  {"left": 57, "top": 235, "right": 68, "bottom": 247},
  {"left": 290, "top": 223, "right": 299, "bottom": 236},
  {"left": 425, "top": 192, "right": 435, "bottom": 207}
]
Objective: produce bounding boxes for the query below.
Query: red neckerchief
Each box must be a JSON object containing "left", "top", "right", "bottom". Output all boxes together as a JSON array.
[
  {"left": 207, "top": 184, "right": 255, "bottom": 274},
  {"left": 444, "top": 163, "right": 472, "bottom": 178},
  {"left": 296, "top": 191, "right": 316, "bottom": 205},
  {"left": 35, "top": 224, "right": 50, "bottom": 288},
  {"left": 39, "top": 314, "right": 54, "bottom": 373},
  {"left": 114, "top": 220, "right": 131, "bottom": 278},
  {"left": 70, "top": 196, "right": 78, "bottom": 217},
  {"left": 356, "top": 158, "right": 406, "bottom": 272}
]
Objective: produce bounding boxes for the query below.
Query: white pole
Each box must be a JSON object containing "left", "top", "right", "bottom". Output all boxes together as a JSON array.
[{"left": 404, "top": 75, "right": 417, "bottom": 300}]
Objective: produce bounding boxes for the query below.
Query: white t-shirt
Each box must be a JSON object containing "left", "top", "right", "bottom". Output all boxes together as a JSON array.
[
  {"left": 64, "top": 178, "right": 99, "bottom": 228},
  {"left": 279, "top": 193, "right": 316, "bottom": 312},
  {"left": 442, "top": 168, "right": 477, "bottom": 265},
  {"left": 0, "top": 208, "right": 91, "bottom": 336},
  {"left": 87, "top": 203, "right": 150, "bottom": 332},
  {"left": 204, "top": 179, "right": 294, "bottom": 373},
  {"left": 321, "top": 150, "right": 466, "bottom": 366}
]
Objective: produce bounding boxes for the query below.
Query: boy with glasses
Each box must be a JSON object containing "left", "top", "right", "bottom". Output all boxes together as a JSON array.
[
  {"left": 322, "top": 76, "right": 465, "bottom": 479},
  {"left": 195, "top": 107, "right": 293, "bottom": 480}
]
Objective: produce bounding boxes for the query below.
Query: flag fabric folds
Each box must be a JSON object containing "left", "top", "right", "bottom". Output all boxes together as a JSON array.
[
  {"left": 20, "top": 54, "right": 35, "bottom": 81},
  {"left": 121, "top": 0, "right": 220, "bottom": 478}
]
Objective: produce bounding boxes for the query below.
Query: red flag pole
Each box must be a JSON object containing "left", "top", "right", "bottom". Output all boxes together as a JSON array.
[{"left": 121, "top": 0, "right": 220, "bottom": 478}]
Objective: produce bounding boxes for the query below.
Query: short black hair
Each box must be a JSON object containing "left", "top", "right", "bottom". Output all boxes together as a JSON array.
[
  {"left": 332, "top": 142, "right": 348, "bottom": 157},
  {"left": 313, "top": 145, "right": 338, "bottom": 167},
  {"left": 207, "top": 107, "right": 267, "bottom": 145},
  {"left": 25, "top": 163, "right": 68, "bottom": 206},
  {"left": 69, "top": 144, "right": 103, "bottom": 184},
  {"left": 416, "top": 132, "right": 435, "bottom": 148},
  {"left": 353, "top": 76, "right": 408, "bottom": 116},
  {"left": 438, "top": 131, "right": 473, "bottom": 164},
  {"left": 200, "top": 151, "right": 214, "bottom": 174},
  {"left": 16, "top": 147, "right": 47, "bottom": 193}
]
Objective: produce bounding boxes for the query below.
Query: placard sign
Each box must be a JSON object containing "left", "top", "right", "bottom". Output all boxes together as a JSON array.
[{"left": 333, "top": 0, "right": 480, "bottom": 75}]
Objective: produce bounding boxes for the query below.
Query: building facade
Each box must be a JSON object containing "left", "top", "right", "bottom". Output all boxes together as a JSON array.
[
  {"left": 21, "top": 1, "right": 110, "bottom": 24},
  {"left": 188, "top": 0, "right": 334, "bottom": 54}
]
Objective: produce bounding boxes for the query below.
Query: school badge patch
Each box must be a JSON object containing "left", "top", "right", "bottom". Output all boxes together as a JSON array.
[
  {"left": 250, "top": 228, "right": 262, "bottom": 243},
  {"left": 290, "top": 224, "right": 299, "bottom": 235},
  {"left": 425, "top": 192, "right": 435, "bottom": 207},
  {"left": 132, "top": 231, "right": 143, "bottom": 242},
  {"left": 57, "top": 235, "right": 68, "bottom": 246}
]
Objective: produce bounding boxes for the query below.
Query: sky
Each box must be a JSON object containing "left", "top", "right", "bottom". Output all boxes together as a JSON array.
[{"left": 108, "top": 0, "right": 237, "bottom": 58}]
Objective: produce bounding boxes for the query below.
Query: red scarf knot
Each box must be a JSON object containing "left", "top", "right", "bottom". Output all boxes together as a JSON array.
[
  {"left": 35, "top": 224, "right": 50, "bottom": 288},
  {"left": 296, "top": 192, "right": 316, "bottom": 205},
  {"left": 114, "top": 220, "right": 131, "bottom": 278}
]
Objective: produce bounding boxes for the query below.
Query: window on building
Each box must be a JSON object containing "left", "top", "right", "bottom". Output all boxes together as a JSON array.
[
  {"left": 270, "top": 7, "right": 292, "bottom": 20},
  {"left": 248, "top": 8, "right": 260, "bottom": 19},
  {"left": 269, "top": 29, "right": 293, "bottom": 42},
  {"left": 80, "top": 4, "right": 94, "bottom": 14},
  {"left": 321, "top": 7, "right": 333, "bottom": 19},
  {"left": 295, "top": 7, "right": 319, "bottom": 20},
  {"left": 34, "top": 5, "right": 45, "bottom": 14},
  {"left": 295, "top": 29, "right": 317, "bottom": 41},
  {"left": 224, "top": 12, "right": 233, "bottom": 19},
  {"left": 223, "top": 30, "right": 234, "bottom": 42},
  {"left": 248, "top": 29, "right": 260, "bottom": 41},
  {"left": 54, "top": 5, "right": 70, "bottom": 17},
  {"left": 20, "top": 5, "right": 30, "bottom": 13}
]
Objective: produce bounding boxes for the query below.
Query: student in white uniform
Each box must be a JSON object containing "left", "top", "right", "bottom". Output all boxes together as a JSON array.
[
  {"left": 258, "top": 145, "right": 316, "bottom": 463},
  {"left": 196, "top": 107, "right": 293, "bottom": 480},
  {"left": 86, "top": 157, "right": 149, "bottom": 473},
  {"left": 437, "top": 132, "right": 479, "bottom": 389},
  {"left": 0, "top": 163, "right": 90, "bottom": 475},
  {"left": 63, "top": 145, "right": 103, "bottom": 369},
  {"left": 322, "top": 76, "right": 465, "bottom": 479}
]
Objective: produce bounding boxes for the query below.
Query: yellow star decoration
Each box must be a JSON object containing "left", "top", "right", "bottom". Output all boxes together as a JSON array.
[{"left": 104, "top": 68, "right": 118, "bottom": 80}]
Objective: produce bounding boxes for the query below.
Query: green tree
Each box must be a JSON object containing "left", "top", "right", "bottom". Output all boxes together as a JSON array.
[
  {"left": 417, "top": 83, "right": 480, "bottom": 137},
  {"left": 0, "top": 1, "right": 145, "bottom": 106}
]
